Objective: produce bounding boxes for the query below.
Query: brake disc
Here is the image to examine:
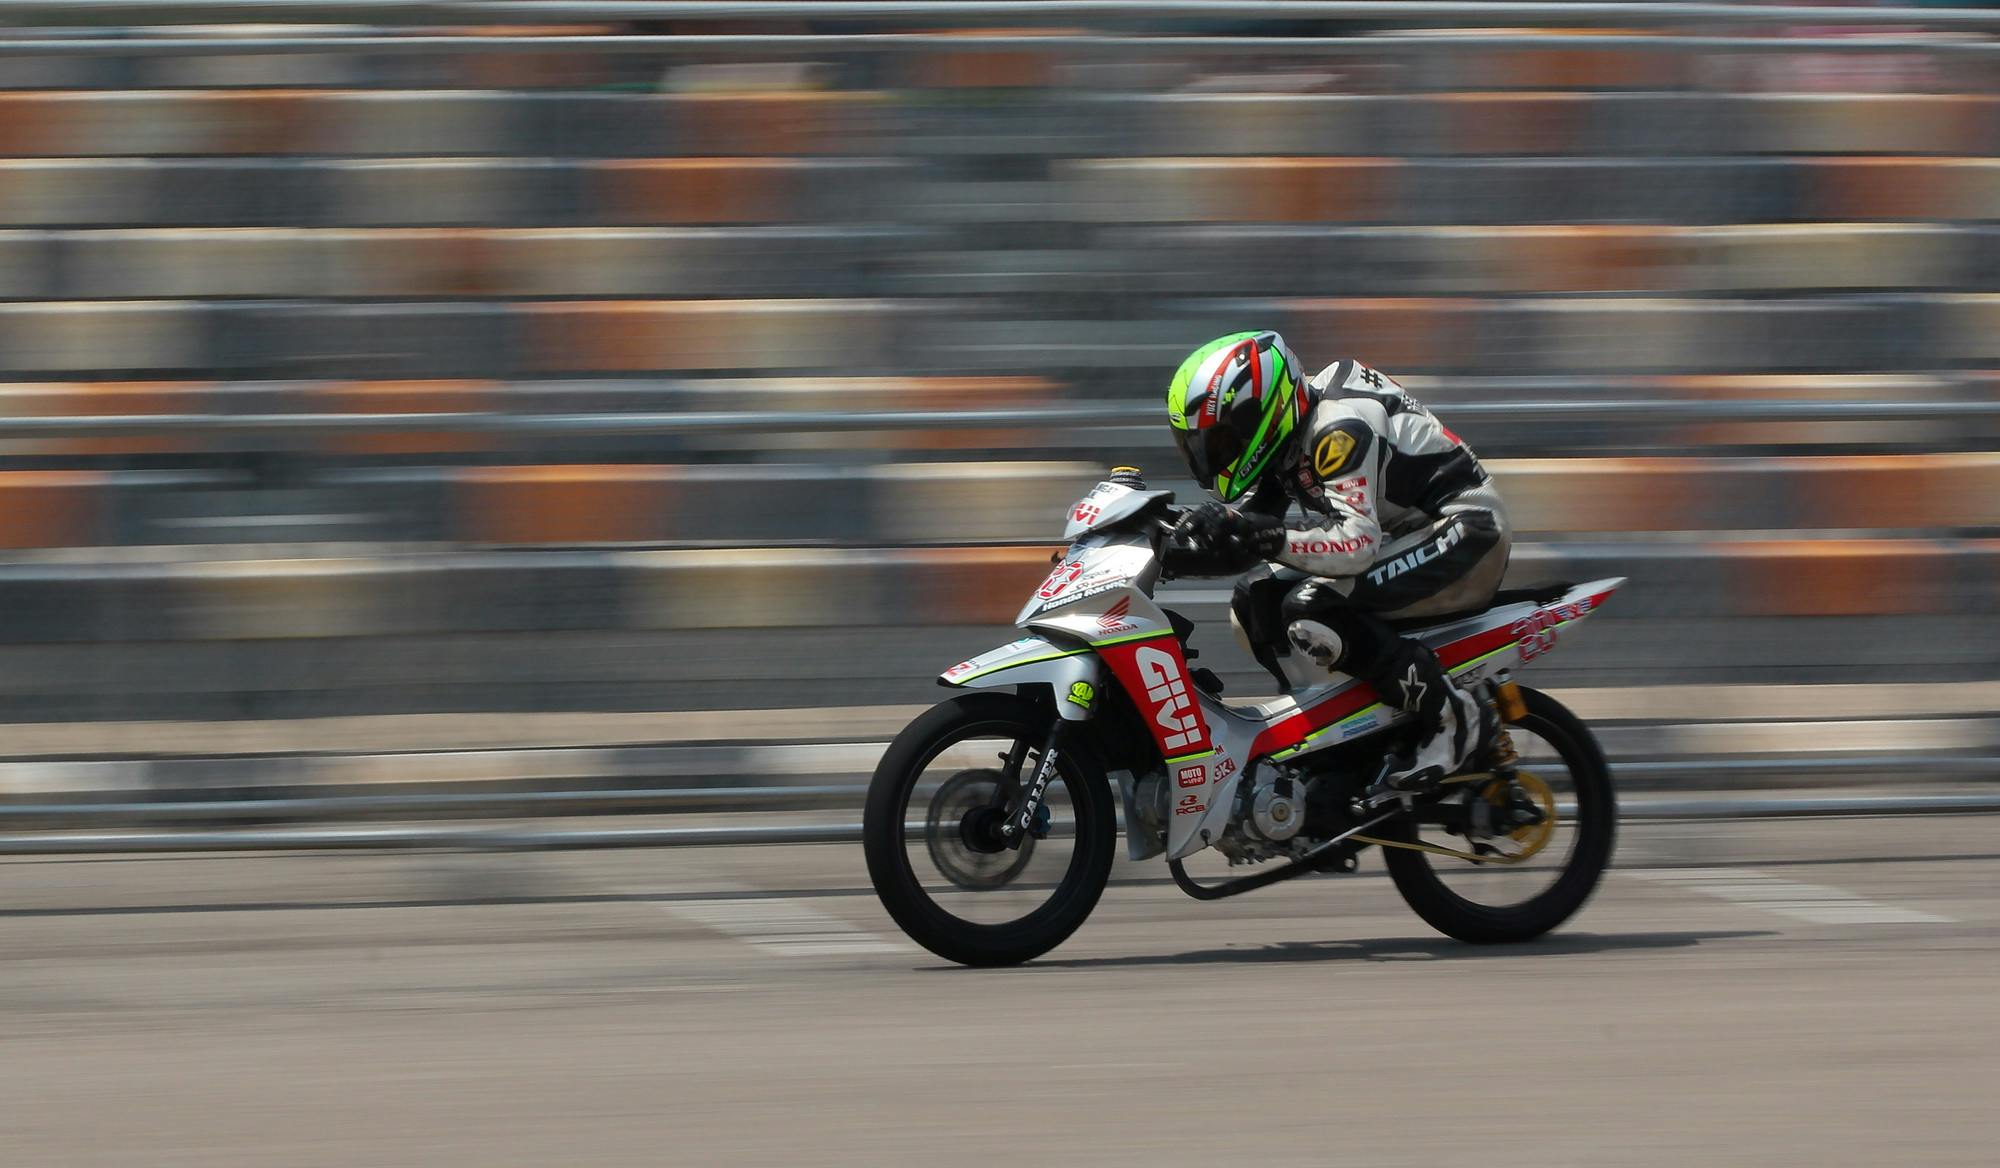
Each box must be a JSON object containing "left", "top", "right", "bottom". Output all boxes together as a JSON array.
[{"left": 925, "top": 768, "right": 1037, "bottom": 890}]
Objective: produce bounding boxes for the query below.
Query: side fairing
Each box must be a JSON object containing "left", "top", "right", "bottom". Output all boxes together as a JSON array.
[
  {"left": 1027, "top": 587, "right": 1240, "bottom": 858},
  {"left": 1160, "top": 576, "right": 1625, "bottom": 859},
  {"left": 1235, "top": 577, "right": 1628, "bottom": 769}
]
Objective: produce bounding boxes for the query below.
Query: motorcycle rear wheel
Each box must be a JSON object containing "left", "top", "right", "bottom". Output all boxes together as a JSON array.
[
  {"left": 863, "top": 691, "right": 1117, "bottom": 967},
  {"left": 1380, "top": 685, "right": 1616, "bottom": 944}
]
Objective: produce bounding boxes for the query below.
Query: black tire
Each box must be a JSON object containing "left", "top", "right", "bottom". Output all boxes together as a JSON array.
[
  {"left": 863, "top": 691, "right": 1117, "bottom": 967},
  {"left": 1380, "top": 686, "right": 1616, "bottom": 944}
]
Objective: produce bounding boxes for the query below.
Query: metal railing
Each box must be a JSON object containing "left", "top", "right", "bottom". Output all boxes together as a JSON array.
[
  {"left": 6, "top": 2, "right": 2000, "bottom": 31},
  {"left": 4, "top": 792, "right": 1999, "bottom": 853},
  {"left": 0, "top": 752, "right": 1992, "bottom": 853},
  {"left": 0, "top": 755, "right": 1993, "bottom": 826},
  {"left": 3, "top": 31, "right": 1998, "bottom": 56},
  {"left": 0, "top": 398, "right": 1991, "bottom": 442}
]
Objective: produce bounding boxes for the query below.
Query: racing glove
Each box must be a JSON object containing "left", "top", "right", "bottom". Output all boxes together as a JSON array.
[{"left": 1170, "top": 503, "right": 1283, "bottom": 575}]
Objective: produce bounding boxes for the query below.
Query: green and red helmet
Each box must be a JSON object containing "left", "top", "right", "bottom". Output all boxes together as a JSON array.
[{"left": 1166, "top": 331, "right": 1306, "bottom": 502}]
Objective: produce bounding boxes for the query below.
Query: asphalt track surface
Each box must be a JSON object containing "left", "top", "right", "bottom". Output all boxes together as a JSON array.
[{"left": 2, "top": 816, "right": 1996, "bottom": 1167}]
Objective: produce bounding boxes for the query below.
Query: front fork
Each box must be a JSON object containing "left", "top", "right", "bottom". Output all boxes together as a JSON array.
[{"left": 998, "top": 719, "right": 1065, "bottom": 846}]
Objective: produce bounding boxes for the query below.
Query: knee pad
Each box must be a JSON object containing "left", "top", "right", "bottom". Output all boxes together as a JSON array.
[
  {"left": 1286, "top": 619, "right": 1345, "bottom": 671},
  {"left": 1280, "top": 582, "right": 1399, "bottom": 677}
]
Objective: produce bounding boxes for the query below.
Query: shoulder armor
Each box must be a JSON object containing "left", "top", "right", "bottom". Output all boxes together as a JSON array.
[{"left": 1306, "top": 413, "right": 1374, "bottom": 480}]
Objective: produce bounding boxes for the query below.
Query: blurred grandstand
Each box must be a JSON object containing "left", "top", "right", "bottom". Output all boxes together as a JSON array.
[{"left": 0, "top": 2, "right": 1993, "bottom": 826}]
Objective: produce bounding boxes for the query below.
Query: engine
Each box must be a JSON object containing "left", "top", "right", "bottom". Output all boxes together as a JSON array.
[
  {"left": 1132, "top": 765, "right": 1315, "bottom": 866},
  {"left": 1213, "top": 773, "right": 1308, "bottom": 865}
]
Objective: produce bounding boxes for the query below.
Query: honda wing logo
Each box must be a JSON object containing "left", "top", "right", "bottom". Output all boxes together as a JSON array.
[
  {"left": 1096, "top": 597, "right": 1135, "bottom": 633},
  {"left": 1133, "top": 646, "right": 1203, "bottom": 753}
]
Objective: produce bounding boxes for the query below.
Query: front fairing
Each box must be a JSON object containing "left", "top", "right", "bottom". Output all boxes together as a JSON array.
[
  {"left": 1017, "top": 531, "right": 1162, "bottom": 626},
  {"left": 1061, "top": 480, "right": 1175, "bottom": 542}
]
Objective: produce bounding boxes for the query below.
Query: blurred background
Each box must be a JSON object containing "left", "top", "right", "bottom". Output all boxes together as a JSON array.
[
  {"left": 0, "top": 0, "right": 1993, "bottom": 831},
  {"left": 1, "top": 5, "right": 1997, "bottom": 1165}
]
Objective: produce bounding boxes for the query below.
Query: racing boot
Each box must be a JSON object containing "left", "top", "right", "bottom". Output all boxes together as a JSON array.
[{"left": 1363, "top": 640, "right": 1496, "bottom": 804}]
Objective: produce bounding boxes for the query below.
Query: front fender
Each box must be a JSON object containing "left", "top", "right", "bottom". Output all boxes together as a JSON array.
[{"left": 940, "top": 636, "right": 1105, "bottom": 721}]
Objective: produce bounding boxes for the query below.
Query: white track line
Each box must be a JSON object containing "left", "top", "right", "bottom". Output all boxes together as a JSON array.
[
  {"left": 1628, "top": 867, "right": 1953, "bottom": 925},
  {"left": 665, "top": 896, "right": 911, "bottom": 957}
]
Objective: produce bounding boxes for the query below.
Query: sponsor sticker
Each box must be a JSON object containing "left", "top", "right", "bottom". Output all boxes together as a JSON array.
[
  {"left": 1071, "top": 502, "right": 1101, "bottom": 525},
  {"left": 1095, "top": 637, "right": 1213, "bottom": 758},
  {"left": 1174, "top": 793, "right": 1205, "bottom": 817},
  {"left": 1036, "top": 559, "right": 1086, "bottom": 600},
  {"left": 1136, "top": 646, "right": 1203, "bottom": 753},
  {"left": 1364, "top": 519, "right": 1465, "bottom": 586},
  {"left": 1199, "top": 367, "right": 1225, "bottom": 422},
  {"left": 1510, "top": 597, "right": 1593, "bottom": 662},
  {"left": 1287, "top": 534, "right": 1373, "bottom": 556},
  {"left": 1061, "top": 578, "right": 1131, "bottom": 606},
  {"left": 1067, "top": 681, "right": 1095, "bottom": 709},
  {"left": 1016, "top": 747, "right": 1060, "bottom": 834},
  {"left": 1329, "top": 475, "right": 1370, "bottom": 511},
  {"left": 1176, "top": 764, "right": 1206, "bottom": 789}
]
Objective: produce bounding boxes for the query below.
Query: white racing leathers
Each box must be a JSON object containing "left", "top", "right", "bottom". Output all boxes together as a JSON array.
[
  {"left": 1252, "top": 359, "right": 1510, "bottom": 611},
  {"left": 1236, "top": 359, "right": 1510, "bottom": 789}
]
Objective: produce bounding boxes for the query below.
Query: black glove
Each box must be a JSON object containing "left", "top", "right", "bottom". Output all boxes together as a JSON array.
[
  {"left": 1169, "top": 503, "right": 1283, "bottom": 576},
  {"left": 1189, "top": 503, "right": 1284, "bottom": 558}
]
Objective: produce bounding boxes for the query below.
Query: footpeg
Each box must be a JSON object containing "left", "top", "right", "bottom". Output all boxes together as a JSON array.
[{"left": 1360, "top": 754, "right": 1444, "bottom": 809}]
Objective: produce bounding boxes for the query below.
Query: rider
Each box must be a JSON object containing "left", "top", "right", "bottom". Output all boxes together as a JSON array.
[{"left": 1164, "top": 330, "right": 1508, "bottom": 797}]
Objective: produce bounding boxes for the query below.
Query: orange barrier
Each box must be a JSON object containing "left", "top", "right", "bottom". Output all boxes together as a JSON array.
[
  {"left": 520, "top": 299, "right": 900, "bottom": 372},
  {"left": 594, "top": 159, "right": 819, "bottom": 224},
  {"left": 455, "top": 464, "right": 680, "bottom": 544},
  {"left": 0, "top": 470, "right": 105, "bottom": 548}
]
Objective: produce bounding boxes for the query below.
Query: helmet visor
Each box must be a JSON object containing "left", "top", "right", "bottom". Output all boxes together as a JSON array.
[{"left": 1175, "top": 402, "right": 1261, "bottom": 495}]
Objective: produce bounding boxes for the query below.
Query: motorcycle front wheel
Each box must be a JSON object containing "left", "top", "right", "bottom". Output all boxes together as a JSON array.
[{"left": 863, "top": 691, "right": 1117, "bottom": 967}]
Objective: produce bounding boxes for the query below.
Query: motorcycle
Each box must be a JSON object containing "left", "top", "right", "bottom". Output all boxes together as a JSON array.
[{"left": 863, "top": 468, "right": 1620, "bottom": 966}]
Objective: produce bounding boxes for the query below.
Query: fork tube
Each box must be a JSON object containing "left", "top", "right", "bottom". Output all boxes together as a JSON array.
[
  {"left": 1000, "top": 740, "right": 1030, "bottom": 786},
  {"left": 1000, "top": 721, "right": 1065, "bottom": 844}
]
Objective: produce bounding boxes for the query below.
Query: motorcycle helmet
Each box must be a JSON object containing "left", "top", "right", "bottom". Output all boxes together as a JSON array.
[{"left": 1165, "top": 330, "right": 1305, "bottom": 502}]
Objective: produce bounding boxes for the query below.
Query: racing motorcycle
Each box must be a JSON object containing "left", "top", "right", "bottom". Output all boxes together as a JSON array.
[{"left": 863, "top": 468, "right": 1619, "bottom": 966}]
